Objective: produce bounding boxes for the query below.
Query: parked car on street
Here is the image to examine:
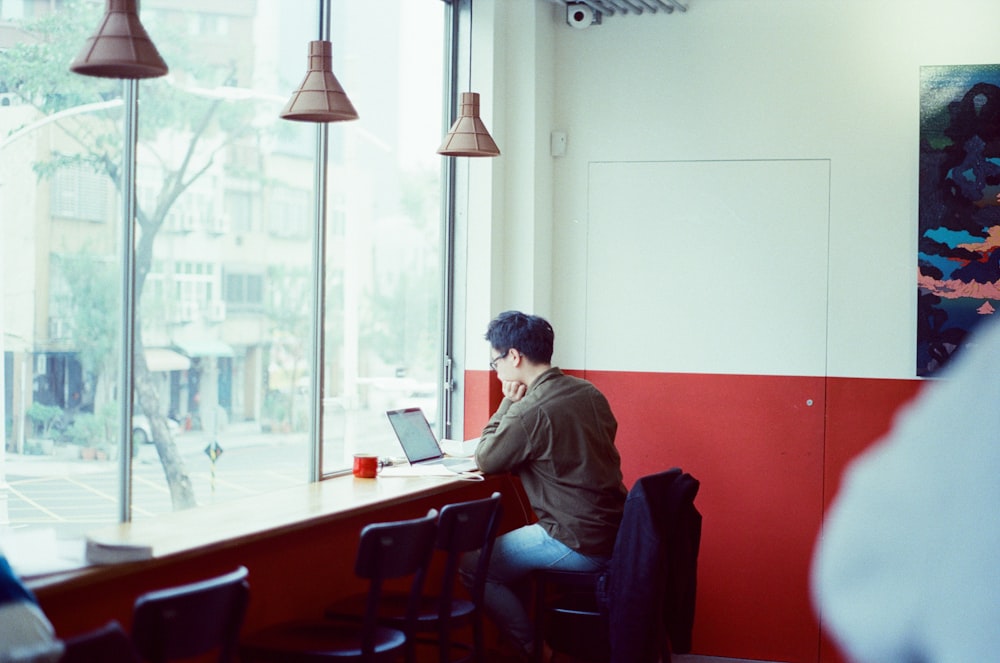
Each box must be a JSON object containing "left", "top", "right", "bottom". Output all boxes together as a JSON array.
[{"left": 132, "top": 415, "right": 182, "bottom": 446}]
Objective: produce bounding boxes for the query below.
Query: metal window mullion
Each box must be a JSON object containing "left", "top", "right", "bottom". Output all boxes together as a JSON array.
[
  {"left": 118, "top": 79, "right": 138, "bottom": 522},
  {"left": 439, "top": 0, "right": 461, "bottom": 441},
  {"left": 309, "top": 122, "right": 328, "bottom": 482},
  {"left": 308, "top": 0, "right": 330, "bottom": 481}
]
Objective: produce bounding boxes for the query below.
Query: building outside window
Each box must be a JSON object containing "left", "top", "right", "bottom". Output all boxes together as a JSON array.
[
  {"left": 0, "top": 0, "right": 446, "bottom": 537},
  {"left": 50, "top": 158, "right": 110, "bottom": 222},
  {"left": 224, "top": 272, "right": 264, "bottom": 312}
]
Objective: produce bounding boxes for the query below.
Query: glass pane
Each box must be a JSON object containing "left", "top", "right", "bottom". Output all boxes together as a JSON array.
[
  {"left": 1, "top": 1, "right": 125, "bottom": 538},
  {"left": 129, "top": 1, "right": 317, "bottom": 517},
  {"left": 321, "top": 1, "right": 445, "bottom": 473}
]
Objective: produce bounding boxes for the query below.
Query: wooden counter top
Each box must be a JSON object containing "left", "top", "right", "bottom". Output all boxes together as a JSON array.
[
  {"left": 27, "top": 472, "right": 479, "bottom": 593},
  {"left": 29, "top": 472, "right": 524, "bottom": 639}
]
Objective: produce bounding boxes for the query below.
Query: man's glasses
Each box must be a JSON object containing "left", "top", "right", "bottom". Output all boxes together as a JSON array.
[{"left": 489, "top": 349, "right": 510, "bottom": 371}]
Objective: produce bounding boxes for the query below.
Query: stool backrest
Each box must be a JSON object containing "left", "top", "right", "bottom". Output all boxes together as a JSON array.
[
  {"left": 131, "top": 565, "right": 250, "bottom": 663},
  {"left": 437, "top": 492, "right": 503, "bottom": 610},
  {"left": 354, "top": 509, "right": 438, "bottom": 656},
  {"left": 60, "top": 620, "right": 139, "bottom": 663}
]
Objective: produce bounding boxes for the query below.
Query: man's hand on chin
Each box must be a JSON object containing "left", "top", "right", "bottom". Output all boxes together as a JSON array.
[{"left": 502, "top": 380, "right": 527, "bottom": 402}]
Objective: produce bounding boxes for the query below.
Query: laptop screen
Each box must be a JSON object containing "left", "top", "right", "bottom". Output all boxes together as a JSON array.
[{"left": 386, "top": 408, "right": 443, "bottom": 464}]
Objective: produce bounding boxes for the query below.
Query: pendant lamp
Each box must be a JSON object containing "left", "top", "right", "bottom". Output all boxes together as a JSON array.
[
  {"left": 438, "top": 0, "right": 500, "bottom": 157},
  {"left": 281, "top": 40, "right": 358, "bottom": 123},
  {"left": 438, "top": 92, "right": 500, "bottom": 157},
  {"left": 70, "top": 0, "right": 168, "bottom": 79}
]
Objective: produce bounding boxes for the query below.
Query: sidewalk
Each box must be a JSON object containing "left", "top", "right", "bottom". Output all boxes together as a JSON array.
[{"left": 1, "top": 421, "right": 276, "bottom": 478}]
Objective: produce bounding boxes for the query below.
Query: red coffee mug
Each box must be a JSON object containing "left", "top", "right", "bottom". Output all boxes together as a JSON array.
[{"left": 353, "top": 454, "right": 380, "bottom": 478}]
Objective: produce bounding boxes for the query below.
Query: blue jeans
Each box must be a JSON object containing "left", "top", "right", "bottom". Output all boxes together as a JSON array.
[{"left": 459, "top": 523, "right": 610, "bottom": 654}]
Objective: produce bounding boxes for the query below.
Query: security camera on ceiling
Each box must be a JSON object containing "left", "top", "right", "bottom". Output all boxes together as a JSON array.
[{"left": 566, "top": 3, "right": 601, "bottom": 29}]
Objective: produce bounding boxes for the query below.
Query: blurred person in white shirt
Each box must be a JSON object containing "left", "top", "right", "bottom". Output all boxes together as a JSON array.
[{"left": 812, "top": 317, "right": 1000, "bottom": 662}]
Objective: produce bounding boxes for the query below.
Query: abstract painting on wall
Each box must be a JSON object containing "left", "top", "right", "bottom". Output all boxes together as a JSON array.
[{"left": 918, "top": 64, "right": 1000, "bottom": 377}]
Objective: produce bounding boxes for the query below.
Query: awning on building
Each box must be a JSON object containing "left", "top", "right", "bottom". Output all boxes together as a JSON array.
[
  {"left": 145, "top": 348, "right": 192, "bottom": 372},
  {"left": 174, "top": 338, "right": 235, "bottom": 358}
]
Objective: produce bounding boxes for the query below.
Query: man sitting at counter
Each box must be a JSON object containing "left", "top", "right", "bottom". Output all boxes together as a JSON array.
[{"left": 460, "top": 310, "right": 627, "bottom": 661}]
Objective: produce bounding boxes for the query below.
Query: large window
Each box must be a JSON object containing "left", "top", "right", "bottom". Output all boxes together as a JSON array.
[{"left": 0, "top": 0, "right": 445, "bottom": 538}]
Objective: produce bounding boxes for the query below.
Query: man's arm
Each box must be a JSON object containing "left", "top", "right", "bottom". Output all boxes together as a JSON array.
[{"left": 475, "top": 393, "right": 535, "bottom": 473}]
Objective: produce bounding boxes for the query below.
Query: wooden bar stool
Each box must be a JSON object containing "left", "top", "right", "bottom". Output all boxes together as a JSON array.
[
  {"left": 239, "top": 509, "right": 439, "bottom": 662},
  {"left": 325, "top": 492, "right": 504, "bottom": 662}
]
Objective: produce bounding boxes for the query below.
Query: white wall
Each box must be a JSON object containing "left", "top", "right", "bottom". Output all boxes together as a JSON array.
[
  {"left": 469, "top": 0, "right": 1000, "bottom": 380},
  {"left": 584, "top": 158, "right": 832, "bottom": 375}
]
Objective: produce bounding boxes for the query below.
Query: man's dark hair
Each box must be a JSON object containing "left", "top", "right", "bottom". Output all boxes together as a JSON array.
[{"left": 485, "top": 311, "right": 555, "bottom": 364}]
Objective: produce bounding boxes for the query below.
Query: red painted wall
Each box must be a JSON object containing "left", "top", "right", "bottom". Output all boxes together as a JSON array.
[
  {"left": 465, "top": 369, "right": 923, "bottom": 663},
  {"left": 34, "top": 371, "right": 924, "bottom": 662},
  {"left": 817, "top": 376, "right": 924, "bottom": 663}
]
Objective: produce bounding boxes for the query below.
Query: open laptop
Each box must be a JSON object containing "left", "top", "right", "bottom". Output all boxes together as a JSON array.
[{"left": 386, "top": 407, "right": 479, "bottom": 473}]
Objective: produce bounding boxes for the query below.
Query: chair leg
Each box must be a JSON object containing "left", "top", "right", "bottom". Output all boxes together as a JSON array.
[
  {"left": 438, "top": 624, "right": 450, "bottom": 663},
  {"left": 472, "top": 614, "right": 485, "bottom": 663},
  {"left": 404, "top": 630, "right": 417, "bottom": 663}
]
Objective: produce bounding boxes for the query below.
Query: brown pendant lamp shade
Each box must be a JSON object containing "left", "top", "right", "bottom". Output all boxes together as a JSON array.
[
  {"left": 438, "top": 92, "right": 500, "bottom": 157},
  {"left": 70, "top": 0, "right": 168, "bottom": 79},
  {"left": 281, "top": 40, "right": 359, "bottom": 123}
]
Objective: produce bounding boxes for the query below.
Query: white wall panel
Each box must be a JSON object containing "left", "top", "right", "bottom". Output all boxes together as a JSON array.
[{"left": 585, "top": 159, "right": 830, "bottom": 375}]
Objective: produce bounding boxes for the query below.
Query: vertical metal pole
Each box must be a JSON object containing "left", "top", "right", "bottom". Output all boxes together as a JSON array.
[
  {"left": 440, "top": 0, "right": 461, "bottom": 440},
  {"left": 118, "top": 78, "right": 138, "bottom": 521},
  {"left": 307, "top": 0, "right": 329, "bottom": 481}
]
